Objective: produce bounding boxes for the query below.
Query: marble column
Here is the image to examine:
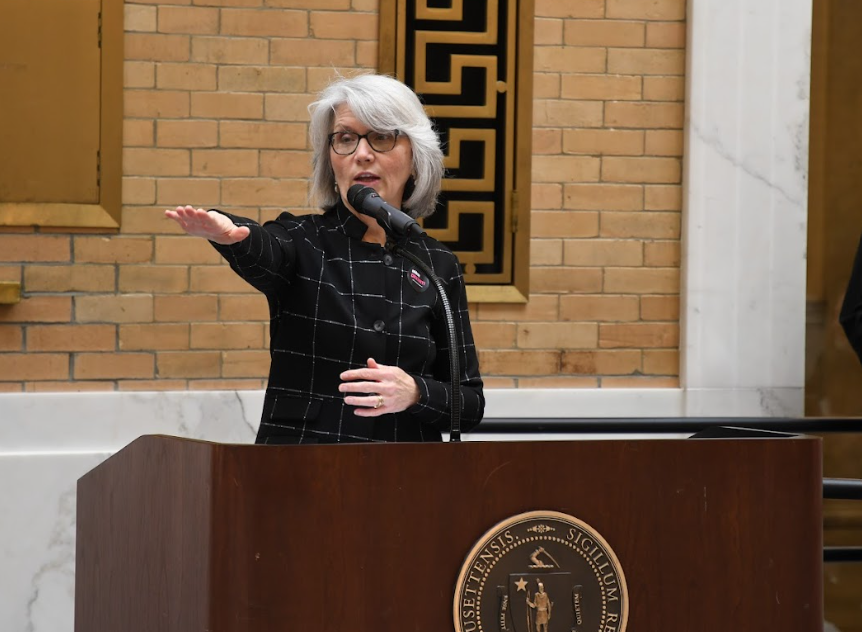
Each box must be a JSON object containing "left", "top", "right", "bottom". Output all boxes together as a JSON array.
[{"left": 681, "top": 0, "right": 812, "bottom": 415}]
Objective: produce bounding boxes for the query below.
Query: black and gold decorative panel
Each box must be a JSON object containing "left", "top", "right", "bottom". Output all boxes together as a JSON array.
[{"left": 380, "top": 0, "right": 533, "bottom": 302}]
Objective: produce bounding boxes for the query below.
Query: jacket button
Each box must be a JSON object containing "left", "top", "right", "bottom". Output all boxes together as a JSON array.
[
  {"left": 373, "top": 320, "right": 385, "bottom": 332},
  {"left": 382, "top": 254, "right": 394, "bottom": 266}
]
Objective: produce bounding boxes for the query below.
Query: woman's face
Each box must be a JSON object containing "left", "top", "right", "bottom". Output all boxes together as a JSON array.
[{"left": 330, "top": 104, "right": 414, "bottom": 213}]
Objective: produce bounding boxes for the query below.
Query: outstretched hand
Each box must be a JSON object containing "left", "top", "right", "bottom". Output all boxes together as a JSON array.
[
  {"left": 164, "top": 205, "right": 250, "bottom": 245},
  {"left": 339, "top": 357, "right": 420, "bottom": 416}
]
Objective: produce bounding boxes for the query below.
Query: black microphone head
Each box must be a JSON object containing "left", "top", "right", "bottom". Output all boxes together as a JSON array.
[{"left": 346, "top": 184, "right": 377, "bottom": 210}]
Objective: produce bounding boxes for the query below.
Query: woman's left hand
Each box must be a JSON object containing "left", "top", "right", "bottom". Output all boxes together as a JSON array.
[{"left": 339, "top": 358, "right": 420, "bottom": 416}]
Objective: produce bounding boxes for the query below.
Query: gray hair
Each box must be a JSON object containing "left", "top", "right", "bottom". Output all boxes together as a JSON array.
[{"left": 308, "top": 74, "right": 444, "bottom": 218}]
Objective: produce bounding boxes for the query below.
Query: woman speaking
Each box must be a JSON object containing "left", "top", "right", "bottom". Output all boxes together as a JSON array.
[{"left": 165, "top": 74, "right": 484, "bottom": 444}]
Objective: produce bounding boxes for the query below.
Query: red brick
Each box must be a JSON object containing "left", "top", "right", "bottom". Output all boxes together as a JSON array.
[
  {"left": 222, "top": 350, "right": 270, "bottom": 377},
  {"left": 564, "top": 20, "right": 645, "bottom": 47},
  {"left": 517, "top": 322, "right": 598, "bottom": 349},
  {"left": 218, "top": 66, "right": 306, "bottom": 92},
  {"left": 219, "top": 294, "right": 270, "bottom": 320},
  {"left": 532, "top": 155, "right": 601, "bottom": 183},
  {"left": 260, "top": 151, "right": 313, "bottom": 178},
  {"left": 119, "top": 266, "right": 189, "bottom": 293},
  {"left": 604, "top": 267, "right": 679, "bottom": 293},
  {"left": 220, "top": 122, "right": 307, "bottom": 149},
  {"left": 270, "top": 38, "right": 355, "bottom": 66},
  {"left": 190, "top": 266, "right": 259, "bottom": 293},
  {"left": 600, "top": 212, "right": 680, "bottom": 239},
  {"left": 24, "top": 265, "right": 115, "bottom": 292},
  {"left": 190, "top": 323, "right": 265, "bottom": 349},
  {"left": 191, "top": 92, "right": 264, "bottom": 119},
  {"left": 0, "top": 325, "right": 23, "bottom": 351},
  {"left": 155, "top": 236, "right": 222, "bottom": 264},
  {"left": 126, "top": 33, "right": 191, "bottom": 62},
  {"left": 0, "top": 236, "right": 70, "bottom": 262},
  {"left": 562, "top": 349, "right": 642, "bottom": 374},
  {"left": 155, "top": 295, "right": 220, "bottom": 321},
  {"left": 309, "top": 11, "right": 377, "bottom": 39},
  {"left": 265, "top": 94, "right": 315, "bottom": 122},
  {"left": 534, "top": 47, "right": 606, "bottom": 73},
  {"left": 75, "top": 237, "right": 153, "bottom": 263},
  {"left": 602, "top": 157, "right": 681, "bottom": 184},
  {"left": 531, "top": 267, "right": 603, "bottom": 293},
  {"left": 221, "top": 178, "right": 309, "bottom": 207},
  {"left": 534, "top": 100, "right": 604, "bottom": 128},
  {"left": 125, "top": 61, "right": 156, "bottom": 88},
  {"left": 222, "top": 8, "right": 308, "bottom": 36},
  {"left": 75, "top": 353, "right": 155, "bottom": 379},
  {"left": 119, "top": 324, "right": 190, "bottom": 350},
  {"left": 476, "top": 295, "right": 560, "bottom": 322},
  {"left": 560, "top": 295, "right": 640, "bottom": 322},
  {"left": 562, "top": 130, "right": 644, "bottom": 156},
  {"left": 606, "top": 0, "right": 686, "bottom": 20},
  {"left": 0, "top": 297, "right": 72, "bottom": 323},
  {"left": 75, "top": 295, "right": 154, "bottom": 323},
  {"left": 478, "top": 350, "right": 561, "bottom": 376},
  {"left": 0, "top": 354, "right": 69, "bottom": 381},
  {"left": 28, "top": 325, "right": 116, "bottom": 351},
  {"left": 599, "top": 323, "right": 679, "bottom": 348},
  {"left": 530, "top": 239, "right": 563, "bottom": 265},
  {"left": 563, "top": 239, "right": 644, "bottom": 266},
  {"left": 193, "top": 149, "right": 260, "bottom": 177},
  {"left": 158, "top": 6, "right": 220, "bottom": 33},
  {"left": 124, "top": 149, "right": 191, "bottom": 177},
  {"left": 191, "top": 36, "right": 269, "bottom": 64},
  {"left": 123, "top": 177, "right": 157, "bottom": 204},
  {"left": 535, "top": 0, "right": 604, "bottom": 18},
  {"left": 564, "top": 184, "right": 643, "bottom": 211},
  {"left": 607, "top": 49, "right": 685, "bottom": 75},
  {"left": 157, "top": 351, "right": 221, "bottom": 377},
  {"left": 641, "top": 295, "right": 679, "bottom": 320},
  {"left": 532, "top": 211, "right": 599, "bottom": 238},
  {"left": 643, "top": 349, "right": 679, "bottom": 375}
]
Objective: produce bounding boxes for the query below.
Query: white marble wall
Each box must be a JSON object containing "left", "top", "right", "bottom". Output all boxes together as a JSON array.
[
  {"left": 0, "top": 0, "right": 814, "bottom": 629},
  {"left": 682, "top": 0, "right": 811, "bottom": 409}
]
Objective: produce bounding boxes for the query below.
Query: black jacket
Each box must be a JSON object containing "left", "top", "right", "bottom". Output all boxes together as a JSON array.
[
  {"left": 841, "top": 231, "right": 862, "bottom": 365},
  {"left": 213, "top": 202, "right": 484, "bottom": 444}
]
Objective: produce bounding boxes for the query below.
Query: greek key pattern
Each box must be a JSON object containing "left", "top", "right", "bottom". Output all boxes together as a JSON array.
[{"left": 391, "top": 0, "right": 519, "bottom": 283}]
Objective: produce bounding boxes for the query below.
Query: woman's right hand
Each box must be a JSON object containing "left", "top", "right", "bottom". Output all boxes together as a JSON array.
[{"left": 164, "top": 206, "right": 250, "bottom": 245}]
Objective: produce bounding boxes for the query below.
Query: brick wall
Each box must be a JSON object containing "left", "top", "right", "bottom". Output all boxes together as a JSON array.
[{"left": 0, "top": 0, "right": 684, "bottom": 391}]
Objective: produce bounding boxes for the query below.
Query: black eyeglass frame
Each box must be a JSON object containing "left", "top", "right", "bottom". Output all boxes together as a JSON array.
[{"left": 328, "top": 130, "right": 401, "bottom": 155}]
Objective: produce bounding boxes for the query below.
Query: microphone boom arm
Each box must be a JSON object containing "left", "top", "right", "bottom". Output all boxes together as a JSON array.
[{"left": 386, "top": 240, "right": 462, "bottom": 442}]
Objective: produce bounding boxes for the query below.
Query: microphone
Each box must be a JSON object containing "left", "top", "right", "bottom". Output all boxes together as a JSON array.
[{"left": 346, "top": 184, "right": 426, "bottom": 239}]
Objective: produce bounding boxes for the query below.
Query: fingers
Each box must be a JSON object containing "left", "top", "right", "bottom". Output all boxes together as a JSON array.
[
  {"left": 233, "top": 225, "right": 251, "bottom": 241},
  {"left": 339, "top": 358, "right": 418, "bottom": 416},
  {"left": 163, "top": 207, "right": 247, "bottom": 245},
  {"left": 343, "top": 394, "right": 385, "bottom": 411},
  {"left": 339, "top": 380, "right": 382, "bottom": 394},
  {"left": 339, "top": 358, "right": 383, "bottom": 383}
]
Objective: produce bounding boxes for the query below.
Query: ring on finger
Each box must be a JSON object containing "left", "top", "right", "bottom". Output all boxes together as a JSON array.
[{"left": 374, "top": 395, "right": 384, "bottom": 409}]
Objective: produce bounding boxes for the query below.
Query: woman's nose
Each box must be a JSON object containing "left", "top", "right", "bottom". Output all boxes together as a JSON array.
[{"left": 353, "top": 137, "right": 375, "bottom": 160}]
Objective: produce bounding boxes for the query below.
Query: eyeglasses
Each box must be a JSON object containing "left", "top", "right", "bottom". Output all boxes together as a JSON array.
[{"left": 328, "top": 130, "right": 401, "bottom": 155}]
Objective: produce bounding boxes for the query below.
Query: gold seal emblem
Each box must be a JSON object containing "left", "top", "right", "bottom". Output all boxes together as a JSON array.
[{"left": 454, "top": 511, "right": 628, "bottom": 632}]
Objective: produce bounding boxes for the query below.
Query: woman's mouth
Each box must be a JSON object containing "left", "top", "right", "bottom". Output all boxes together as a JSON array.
[{"left": 354, "top": 173, "right": 380, "bottom": 185}]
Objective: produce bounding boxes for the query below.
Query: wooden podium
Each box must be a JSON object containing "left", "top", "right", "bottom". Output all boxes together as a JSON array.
[{"left": 74, "top": 435, "right": 823, "bottom": 631}]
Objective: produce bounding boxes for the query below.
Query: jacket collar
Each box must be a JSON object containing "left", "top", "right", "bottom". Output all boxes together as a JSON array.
[{"left": 326, "top": 199, "right": 369, "bottom": 241}]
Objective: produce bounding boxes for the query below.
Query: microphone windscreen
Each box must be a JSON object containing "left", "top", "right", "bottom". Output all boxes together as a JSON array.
[{"left": 347, "top": 184, "right": 376, "bottom": 209}]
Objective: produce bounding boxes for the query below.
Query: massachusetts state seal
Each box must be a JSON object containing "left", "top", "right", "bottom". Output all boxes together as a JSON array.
[{"left": 454, "top": 511, "right": 628, "bottom": 632}]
